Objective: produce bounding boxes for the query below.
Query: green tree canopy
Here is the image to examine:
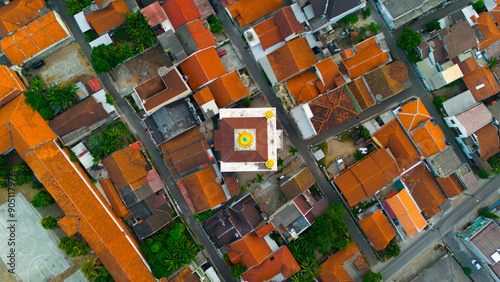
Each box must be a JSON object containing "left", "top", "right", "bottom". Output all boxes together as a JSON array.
[
  {"left": 363, "top": 271, "right": 383, "bottom": 282},
  {"left": 31, "top": 191, "right": 55, "bottom": 208},
  {"left": 208, "top": 15, "right": 224, "bottom": 33},
  {"left": 366, "top": 22, "right": 381, "bottom": 34},
  {"left": 58, "top": 236, "right": 89, "bottom": 257},
  {"left": 425, "top": 19, "right": 441, "bottom": 32},
  {"left": 81, "top": 257, "right": 102, "bottom": 280},
  {"left": 230, "top": 263, "right": 247, "bottom": 278},
  {"left": 125, "top": 11, "right": 156, "bottom": 53},
  {"left": 397, "top": 27, "right": 422, "bottom": 52},
  {"left": 40, "top": 215, "right": 58, "bottom": 229},
  {"left": 12, "top": 161, "right": 33, "bottom": 185},
  {"left": 473, "top": 0, "right": 487, "bottom": 13}
]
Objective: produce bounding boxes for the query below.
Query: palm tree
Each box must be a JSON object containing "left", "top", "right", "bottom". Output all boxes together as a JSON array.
[
  {"left": 81, "top": 256, "right": 101, "bottom": 280},
  {"left": 164, "top": 241, "right": 199, "bottom": 271},
  {"left": 125, "top": 11, "right": 156, "bottom": 53},
  {"left": 277, "top": 157, "right": 284, "bottom": 167},
  {"left": 30, "top": 76, "right": 45, "bottom": 91},
  {"left": 299, "top": 257, "right": 322, "bottom": 279},
  {"left": 289, "top": 146, "right": 298, "bottom": 156},
  {"left": 488, "top": 57, "right": 498, "bottom": 70},
  {"left": 256, "top": 174, "right": 264, "bottom": 183}
]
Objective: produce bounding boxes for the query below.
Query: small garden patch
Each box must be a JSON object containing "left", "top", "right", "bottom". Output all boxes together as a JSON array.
[{"left": 86, "top": 121, "right": 136, "bottom": 163}]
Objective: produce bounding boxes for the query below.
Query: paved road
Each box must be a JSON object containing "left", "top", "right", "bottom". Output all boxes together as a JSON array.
[
  {"left": 50, "top": 1, "right": 234, "bottom": 281},
  {"left": 379, "top": 175, "right": 500, "bottom": 280}
]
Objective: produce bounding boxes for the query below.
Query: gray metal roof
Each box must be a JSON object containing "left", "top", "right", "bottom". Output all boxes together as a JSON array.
[
  {"left": 158, "top": 30, "right": 187, "bottom": 63},
  {"left": 380, "top": 0, "right": 425, "bottom": 19},
  {"left": 426, "top": 146, "right": 462, "bottom": 178},
  {"left": 310, "top": 0, "right": 361, "bottom": 19}
]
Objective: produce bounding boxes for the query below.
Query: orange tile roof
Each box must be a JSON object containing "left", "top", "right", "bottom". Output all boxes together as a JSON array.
[
  {"left": 476, "top": 123, "right": 500, "bottom": 160},
  {"left": 176, "top": 165, "right": 227, "bottom": 213},
  {"left": 340, "top": 49, "right": 353, "bottom": 60},
  {"left": 241, "top": 246, "right": 300, "bottom": 282},
  {"left": 438, "top": 174, "right": 464, "bottom": 198},
  {"left": 402, "top": 163, "right": 447, "bottom": 218},
  {"left": 169, "top": 267, "right": 201, "bottom": 282},
  {"left": 315, "top": 57, "right": 342, "bottom": 93},
  {"left": 373, "top": 119, "right": 420, "bottom": 170},
  {"left": 1, "top": 11, "right": 68, "bottom": 65},
  {"left": 141, "top": 2, "right": 168, "bottom": 27},
  {"left": 208, "top": 71, "right": 249, "bottom": 107},
  {"left": 397, "top": 98, "right": 432, "bottom": 132},
  {"left": 267, "top": 37, "right": 315, "bottom": 82},
  {"left": 161, "top": 0, "right": 200, "bottom": 30},
  {"left": 491, "top": 6, "right": 500, "bottom": 25},
  {"left": 227, "top": 231, "right": 273, "bottom": 268},
  {"left": 0, "top": 92, "right": 154, "bottom": 281},
  {"left": 341, "top": 42, "right": 389, "bottom": 79},
  {"left": 309, "top": 85, "right": 359, "bottom": 134},
  {"left": 359, "top": 210, "right": 395, "bottom": 251},
  {"left": 0, "top": 65, "right": 26, "bottom": 106},
  {"left": 463, "top": 66, "right": 500, "bottom": 102},
  {"left": 410, "top": 121, "right": 446, "bottom": 157},
  {"left": 477, "top": 12, "right": 500, "bottom": 50},
  {"left": 98, "top": 178, "right": 130, "bottom": 218},
  {"left": 86, "top": 0, "right": 129, "bottom": 35},
  {"left": 193, "top": 87, "right": 214, "bottom": 106},
  {"left": 102, "top": 143, "right": 149, "bottom": 190},
  {"left": 354, "top": 36, "right": 377, "bottom": 53},
  {"left": 280, "top": 167, "right": 316, "bottom": 200},
  {"left": 347, "top": 78, "right": 374, "bottom": 110},
  {"left": 179, "top": 48, "right": 226, "bottom": 90},
  {"left": 58, "top": 215, "right": 79, "bottom": 237},
  {"left": 386, "top": 189, "right": 427, "bottom": 236},
  {"left": 226, "top": 0, "right": 283, "bottom": 26},
  {"left": 335, "top": 149, "right": 401, "bottom": 206},
  {"left": 255, "top": 223, "right": 275, "bottom": 237},
  {"left": 253, "top": 18, "right": 283, "bottom": 50},
  {"left": 186, "top": 20, "right": 216, "bottom": 50},
  {"left": 318, "top": 243, "right": 359, "bottom": 282},
  {"left": 0, "top": 0, "right": 45, "bottom": 37},
  {"left": 285, "top": 70, "right": 320, "bottom": 104}
]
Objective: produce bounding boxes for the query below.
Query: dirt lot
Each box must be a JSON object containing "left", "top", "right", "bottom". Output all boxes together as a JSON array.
[
  {"left": 252, "top": 180, "right": 287, "bottom": 217},
  {"left": 319, "top": 132, "right": 369, "bottom": 176},
  {"left": 429, "top": 79, "right": 468, "bottom": 100},
  {"left": 110, "top": 45, "right": 173, "bottom": 96},
  {"left": 30, "top": 43, "right": 97, "bottom": 91}
]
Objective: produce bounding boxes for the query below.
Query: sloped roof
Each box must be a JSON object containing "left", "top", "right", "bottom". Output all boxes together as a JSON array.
[
  {"left": 193, "top": 87, "right": 214, "bottom": 106},
  {"left": 240, "top": 246, "right": 300, "bottom": 282},
  {"left": 402, "top": 163, "right": 447, "bottom": 218},
  {"left": 160, "top": 126, "right": 211, "bottom": 175},
  {"left": 99, "top": 178, "right": 130, "bottom": 218},
  {"left": 347, "top": 78, "right": 374, "bottom": 110},
  {"left": 227, "top": 0, "right": 283, "bottom": 26},
  {"left": 492, "top": 5, "right": 500, "bottom": 25},
  {"left": 397, "top": 98, "right": 432, "bottom": 132},
  {"left": 463, "top": 66, "right": 500, "bottom": 102},
  {"left": 267, "top": 37, "right": 316, "bottom": 82},
  {"left": 1, "top": 11, "right": 68, "bottom": 65},
  {"left": 141, "top": 2, "right": 168, "bottom": 27},
  {"left": 341, "top": 38, "right": 389, "bottom": 79},
  {"left": 280, "top": 167, "right": 315, "bottom": 200},
  {"left": 161, "top": 0, "right": 201, "bottom": 30},
  {"left": 477, "top": 12, "right": 500, "bottom": 50},
  {"left": 335, "top": 149, "right": 401, "bottom": 206},
  {"left": 0, "top": 0, "right": 45, "bottom": 37},
  {"left": 340, "top": 49, "right": 353, "bottom": 60},
  {"left": 476, "top": 123, "right": 500, "bottom": 160},
  {"left": 214, "top": 116, "right": 269, "bottom": 163},
  {"left": 364, "top": 60, "right": 409, "bottom": 100},
  {"left": 318, "top": 243, "right": 359, "bottom": 282},
  {"left": 285, "top": 70, "right": 320, "bottom": 104},
  {"left": 273, "top": 6, "right": 304, "bottom": 38},
  {"left": 438, "top": 174, "right": 464, "bottom": 198},
  {"left": 359, "top": 210, "right": 396, "bottom": 251},
  {"left": 208, "top": 71, "right": 249, "bottom": 107},
  {"left": 441, "top": 21, "right": 477, "bottom": 59},
  {"left": 134, "top": 67, "right": 191, "bottom": 112},
  {"left": 176, "top": 165, "right": 227, "bottom": 213},
  {"left": 458, "top": 57, "right": 479, "bottom": 76},
  {"left": 253, "top": 18, "right": 283, "bottom": 51},
  {"left": 0, "top": 65, "right": 26, "bottom": 107},
  {"left": 373, "top": 119, "right": 420, "bottom": 171},
  {"left": 186, "top": 20, "right": 216, "bottom": 50},
  {"left": 50, "top": 96, "right": 109, "bottom": 136},
  {"left": 310, "top": 0, "right": 361, "bottom": 20},
  {"left": 179, "top": 48, "right": 226, "bottom": 90},
  {"left": 227, "top": 230, "right": 273, "bottom": 268},
  {"left": 386, "top": 188, "right": 427, "bottom": 236},
  {"left": 410, "top": 121, "right": 446, "bottom": 157},
  {"left": 58, "top": 216, "right": 79, "bottom": 237},
  {"left": 102, "top": 143, "right": 149, "bottom": 190},
  {"left": 86, "top": 0, "right": 129, "bottom": 35},
  {"left": 169, "top": 267, "right": 201, "bottom": 282},
  {"left": 309, "top": 85, "right": 358, "bottom": 134},
  {"left": 455, "top": 103, "right": 492, "bottom": 136},
  {"left": 315, "top": 57, "right": 342, "bottom": 93}
]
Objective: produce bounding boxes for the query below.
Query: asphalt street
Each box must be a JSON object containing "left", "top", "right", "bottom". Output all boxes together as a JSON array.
[{"left": 50, "top": 1, "right": 234, "bottom": 281}]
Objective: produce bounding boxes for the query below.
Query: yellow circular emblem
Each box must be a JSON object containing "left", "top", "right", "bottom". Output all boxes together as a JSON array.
[{"left": 238, "top": 132, "right": 253, "bottom": 147}]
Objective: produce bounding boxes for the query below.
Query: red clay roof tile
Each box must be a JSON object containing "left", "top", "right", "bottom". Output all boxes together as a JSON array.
[
  {"left": 318, "top": 243, "right": 358, "bottom": 282},
  {"left": 410, "top": 121, "right": 446, "bottom": 157},
  {"left": 359, "top": 210, "right": 396, "bottom": 251},
  {"left": 273, "top": 6, "right": 304, "bottom": 38},
  {"left": 186, "top": 20, "right": 216, "bottom": 50},
  {"left": 477, "top": 12, "right": 500, "bottom": 50},
  {"left": 253, "top": 18, "right": 283, "bottom": 50},
  {"left": 86, "top": 0, "right": 129, "bottom": 35},
  {"left": 102, "top": 143, "right": 149, "bottom": 190},
  {"left": 240, "top": 246, "right": 300, "bottom": 282},
  {"left": 386, "top": 188, "right": 427, "bottom": 236},
  {"left": 438, "top": 174, "right": 464, "bottom": 197},
  {"left": 208, "top": 71, "right": 249, "bottom": 107},
  {"left": 267, "top": 37, "right": 315, "bottom": 82},
  {"left": 397, "top": 98, "right": 432, "bottom": 132},
  {"left": 179, "top": 48, "right": 226, "bottom": 90},
  {"left": 99, "top": 178, "right": 130, "bottom": 218},
  {"left": 141, "top": 2, "right": 168, "bottom": 27},
  {"left": 227, "top": 231, "right": 273, "bottom": 268},
  {"left": 0, "top": 0, "right": 45, "bottom": 37},
  {"left": 161, "top": 0, "right": 201, "bottom": 30},
  {"left": 285, "top": 70, "right": 320, "bottom": 104},
  {"left": 341, "top": 38, "right": 389, "bottom": 79},
  {"left": 463, "top": 66, "right": 500, "bottom": 102},
  {"left": 0, "top": 65, "right": 26, "bottom": 106},
  {"left": 476, "top": 123, "right": 500, "bottom": 160},
  {"left": 226, "top": 0, "right": 283, "bottom": 26},
  {"left": 193, "top": 87, "right": 214, "bottom": 106}
]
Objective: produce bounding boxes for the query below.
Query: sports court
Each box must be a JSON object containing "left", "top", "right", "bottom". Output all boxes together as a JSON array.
[{"left": 0, "top": 193, "right": 73, "bottom": 281}]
